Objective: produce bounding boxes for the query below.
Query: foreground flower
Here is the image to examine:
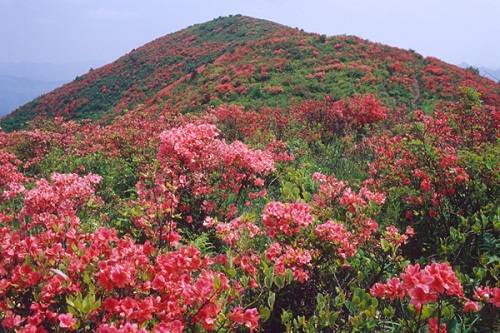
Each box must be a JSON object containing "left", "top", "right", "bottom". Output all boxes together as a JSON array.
[
  {"left": 463, "top": 300, "right": 481, "bottom": 313},
  {"left": 229, "top": 307, "right": 260, "bottom": 332},
  {"left": 428, "top": 318, "right": 447, "bottom": 333},
  {"left": 58, "top": 313, "right": 77, "bottom": 330},
  {"left": 371, "top": 262, "right": 463, "bottom": 309},
  {"left": 474, "top": 286, "right": 500, "bottom": 307}
]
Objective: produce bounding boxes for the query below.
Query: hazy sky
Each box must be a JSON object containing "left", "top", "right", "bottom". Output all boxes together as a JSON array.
[{"left": 1, "top": 0, "right": 499, "bottom": 68}]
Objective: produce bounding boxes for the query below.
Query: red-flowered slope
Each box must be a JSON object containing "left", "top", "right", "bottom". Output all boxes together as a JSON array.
[
  {"left": 2, "top": 15, "right": 498, "bottom": 131},
  {"left": 1, "top": 16, "right": 288, "bottom": 130}
]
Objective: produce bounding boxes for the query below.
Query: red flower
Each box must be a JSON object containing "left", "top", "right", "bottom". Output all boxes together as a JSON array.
[
  {"left": 428, "top": 318, "right": 447, "bottom": 333},
  {"left": 153, "top": 320, "right": 184, "bottom": 333},
  {"left": 315, "top": 221, "right": 356, "bottom": 259},
  {"left": 110, "top": 266, "right": 130, "bottom": 288},
  {"left": 2, "top": 311, "right": 24, "bottom": 329},
  {"left": 463, "top": 300, "right": 481, "bottom": 312},
  {"left": 474, "top": 286, "right": 500, "bottom": 307},
  {"left": 372, "top": 262, "right": 464, "bottom": 309},
  {"left": 229, "top": 307, "right": 260, "bottom": 332},
  {"left": 370, "top": 278, "right": 405, "bottom": 300},
  {"left": 262, "top": 202, "right": 313, "bottom": 237},
  {"left": 195, "top": 302, "right": 219, "bottom": 331},
  {"left": 420, "top": 179, "right": 432, "bottom": 192},
  {"left": 58, "top": 313, "right": 77, "bottom": 330}
]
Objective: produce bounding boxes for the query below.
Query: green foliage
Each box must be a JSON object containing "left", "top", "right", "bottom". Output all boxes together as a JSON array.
[
  {"left": 460, "top": 86, "right": 482, "bottom": 110},
  {"left": 1, "top": 15, "right": 499, "bottom": 333},
  {"left": 36, "top": 149, "right": 139, "bottom": 201}
]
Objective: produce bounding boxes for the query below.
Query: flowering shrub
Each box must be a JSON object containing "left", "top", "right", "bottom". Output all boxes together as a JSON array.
[
  {"left": 1, "top": 94, "right": 498, "bottom": 332},
  {"left": 0, "top": 150, "right": 26, "bottom": 201},
  {"left": 262, "top": 202, "right": 313, "bottom": 238},
  {"left": 370, "top": 263, "right": 464, "bottom": 307},
  {"left": 0, "top": 169, "right": 271, "bottom": 332},
  {"left": 367, "top": 91, "right": 499, "bottom": 269},
  {"left": 134, "top": 123, "right": 276, "bottom": 247},
  {"left": 293, "top": 94, "right": 388, "bottom": 137},
  {"left": 1, "top": 16, "right": 499, "bottom": 332},
  {"left": 370, "top": 262, "right": 500, "bottom": 332}
]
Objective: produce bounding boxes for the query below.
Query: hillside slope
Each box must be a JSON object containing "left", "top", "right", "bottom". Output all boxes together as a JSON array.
[
  {"left": 1, "top": 16, "right": 286, "bottom": 130},
  {"left": 2, "top": 15, "right": 498, "bottom": 131}
]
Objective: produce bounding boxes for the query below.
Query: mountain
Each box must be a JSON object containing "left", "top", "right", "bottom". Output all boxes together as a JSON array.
[
  {"left": 459, "top": 62, "right": 500, "bottom": 82},
  {"left": 478, "top": 67, "right": 500, "bottom": 81},
  {"left": 0, "top": 75, "right": 63, "bottom": 117},
  {"left": 0, "top": 16, "right": 499, "bottom": 332},
  {"left": 2, "top": 15, "right": 498, "bottom": 131}
]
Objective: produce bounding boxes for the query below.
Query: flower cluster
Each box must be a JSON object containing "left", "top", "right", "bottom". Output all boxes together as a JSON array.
[
  {"left": 315, "top": 221, "right": 355, "bottom": 259},
  {"left": 474, "top": 286, "right": 500, "bottom": 307},
  {"left": 20, "top": 173, "right": 102, "bottom": 228},
  {"left": 370, "top": 263, "right": 466, "bottom": 309},
  {"left": 265, "top": 243, "right": 313, "bottom": 283},
  {"left": 157, "top": 122, "right": 275, "bottom": 204},
  {"left": 229, "top": 307, "right": 260, "bottom": 332},
  {"left": 0, "top": 150, "right": 26, "bottom": 201},
  {"left": 214, "top": 216, "right": 261, "bottom": 246},
  {"left": 294, "top": 94, "right": 388, "bottom": 134},
  {"left": 262, "top": 201, "right": 313, "bottom": 238},
  {"left": 312, "top": 172, "right": 385, "bottom": 211},
  {"left": 135, "top": 122, "right": 278, "bottom": 244},
  {"left": 383, "top": 225, "right": 415, "bottom": 248}
]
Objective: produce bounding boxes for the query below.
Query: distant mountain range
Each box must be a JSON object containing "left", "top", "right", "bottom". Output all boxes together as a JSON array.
[
  {"left": 478, "top": 67, "right": 500, "bottom": 81},
  {"left": 0, "top": 75, "right": 64, "bottom": 117},
  {"left": 0, "top": 61, "right": 102, "bottom": 117},
  {"left": 459, "top": 63, "right": 500, "bottom": 82}
]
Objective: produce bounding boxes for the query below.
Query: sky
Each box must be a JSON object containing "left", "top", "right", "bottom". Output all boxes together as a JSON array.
[{"left": 1, "top": 0, "right": 499, "bottom": 73}]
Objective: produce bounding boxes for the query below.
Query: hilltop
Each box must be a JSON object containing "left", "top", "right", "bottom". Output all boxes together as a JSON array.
[{"left": 2, "top": 15, "right": 498, "bottom": 131}]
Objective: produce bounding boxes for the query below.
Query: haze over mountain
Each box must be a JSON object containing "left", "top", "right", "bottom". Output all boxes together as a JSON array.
[
  {"left": 458, "top": 63, "right": 500, "bottom": 82},
  {"left": 0, "top": 61, "right": 103, "bottom": 117},
  {"left": 0, "top": 75, "right": 63, "bottom": 117}
]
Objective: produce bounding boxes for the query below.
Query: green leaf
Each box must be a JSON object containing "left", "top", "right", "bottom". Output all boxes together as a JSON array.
[
  {"left": 259, "top": 306, "right": 271, "bottom": 321},
  {"left": 275, "top": 275, "right": 285, "bottom": 289},
  {"left": 268, "top": 292, "right": 276, "bottom": 309},
  {"left": 213, "top": 275, "right": 221, "bottom": 290},
  {"left": 380, "top": 239, "right": 391, "bottom": 252},
  {"left": 227, "top": 267, "right": 237, "bottom": 278},
  {"left": 264, "top": 275, "right": 273, "bottom": 289},
  {"left": 285, "top": 269, "right": 294, "bottom": 284}
]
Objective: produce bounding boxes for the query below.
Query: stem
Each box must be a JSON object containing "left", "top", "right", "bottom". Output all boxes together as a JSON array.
[
  {"left": 367, "top": 253, "right": 387, "bottom": 289},
  {"left": 398, "top": 300, "right": 412, "bottom": 333},
  {"left": 235, "top": 175, "right": 249, "bottom": 206},
  {"left": 415, "top": 307, "right": 422, "bottom": 333},
  {"left": 157, "top": 217, "right": 164, "bottom": 249},
  {"left": 436, "top": 300, "right": 442, "bottom": 333}
]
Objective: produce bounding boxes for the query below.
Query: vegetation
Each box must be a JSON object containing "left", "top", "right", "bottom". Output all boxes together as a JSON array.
[{"left": 0, "top": 15, "right": 499, "bottom": 332}]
